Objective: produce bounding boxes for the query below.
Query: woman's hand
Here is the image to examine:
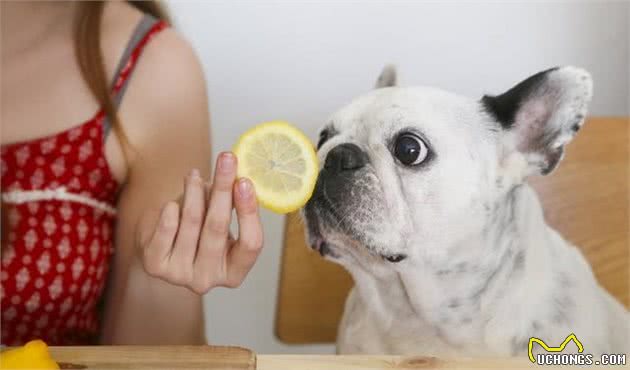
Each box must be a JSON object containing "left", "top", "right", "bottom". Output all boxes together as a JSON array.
[{"left": 137, "top": 152, "right": 264, "bottom": 294}]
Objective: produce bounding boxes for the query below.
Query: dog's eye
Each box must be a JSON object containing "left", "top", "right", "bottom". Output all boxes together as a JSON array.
[
  {"left": 394, "top": 133, "right": 429, "bottom": 166},
  {"left": 317, "top": 129, "right": 330, "bottom": 150}
]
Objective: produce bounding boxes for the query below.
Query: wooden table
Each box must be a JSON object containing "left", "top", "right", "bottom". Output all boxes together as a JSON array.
[{"left": 46, "top": 346, "right": 628, "bottom": 369}]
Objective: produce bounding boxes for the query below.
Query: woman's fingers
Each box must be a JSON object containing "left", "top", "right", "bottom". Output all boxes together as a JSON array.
[
  {"left": 200, "top": 152, "right": 237, "bottom": 245},
  {"left": 225, "top": 178, "right": 263, "bottom": 287},
  {"left": 204, "top": 181, "right": 212, "bottom": 204},
  {"left": 194, "top": 153, "right": 237, "bottom": 285},
  {"left": 140, "top": 157, "right": 264, "bottom": 294},
  {"left": 169, "top": 169, "right": 206, "bottom": 282},
  {"left": 142, "top": 201, "right": 179, "bottom": 277}
]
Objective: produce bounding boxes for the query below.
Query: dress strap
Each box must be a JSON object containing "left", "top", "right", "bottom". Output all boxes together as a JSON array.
[{"left": 102, "top": 14, "right": 168, "bottom": 139}]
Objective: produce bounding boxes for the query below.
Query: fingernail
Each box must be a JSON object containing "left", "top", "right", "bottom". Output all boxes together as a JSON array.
[
  {"left": 218, "top": 152, "right": 236, "bottom": 173},
  {"left": 238, "top": 178, "right": 252, "bottom": 199},
  {"left": 190, "top": 168, "right": 200, "bottom": 178}
]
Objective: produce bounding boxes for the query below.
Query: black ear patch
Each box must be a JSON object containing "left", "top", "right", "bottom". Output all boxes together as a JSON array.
[{"left": 481, "top": 67, "right": 559, "bottom": 129}]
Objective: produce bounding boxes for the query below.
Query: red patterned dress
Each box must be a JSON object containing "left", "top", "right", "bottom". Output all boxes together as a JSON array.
[{"left": 1, "top": 16, "right": 167, "bottom": 345}]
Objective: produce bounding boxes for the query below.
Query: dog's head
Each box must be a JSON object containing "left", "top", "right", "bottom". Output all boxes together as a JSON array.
[{"left": 303, "top": 65, "right": 592, "bottom": 274}]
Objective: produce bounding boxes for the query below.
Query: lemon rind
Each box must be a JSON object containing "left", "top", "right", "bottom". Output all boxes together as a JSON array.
[{"left": 233, "top": 121, "right": 319, "bottom": 214}]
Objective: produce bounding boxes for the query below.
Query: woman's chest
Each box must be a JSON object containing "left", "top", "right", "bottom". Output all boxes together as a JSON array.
[
  {"left": 1, "top": 48, "right": 128, "bottom": 184},
  {"left": 1, "top": 43, "right": 101, "bottom": 146},
  {"left": 1, "top": 118, "right": 119, "bottom": 205}
]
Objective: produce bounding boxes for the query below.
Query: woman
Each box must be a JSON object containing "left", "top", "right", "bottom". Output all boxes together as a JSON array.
[{"left": 1, "top": 1, "right": 263, "bottom": 345}]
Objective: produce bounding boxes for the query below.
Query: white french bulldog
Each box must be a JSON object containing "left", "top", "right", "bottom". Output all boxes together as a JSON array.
[{"left": 302, "top": 66, "right": 628, "bottom": 357}]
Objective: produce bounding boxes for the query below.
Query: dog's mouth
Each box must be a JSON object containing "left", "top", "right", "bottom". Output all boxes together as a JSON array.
[
  {"left": 303, "top": 204, "right": 340, "bottom": 259},
  {"left": 304, "top": 202, "right": 407, "bottom": 263},
  {"left": 310, "top": 236, "right": 339, "bottom": 258},
  {"left": 308, "top": 223, "right": 406, "bottom": 263},
  {"left": 303, "top": 172, "right": 407, "bottom": 263}
]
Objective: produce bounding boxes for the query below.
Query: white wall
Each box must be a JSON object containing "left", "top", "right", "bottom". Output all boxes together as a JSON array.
[{"left": 166, "top": 0, "right": 629, "bottom": 354}]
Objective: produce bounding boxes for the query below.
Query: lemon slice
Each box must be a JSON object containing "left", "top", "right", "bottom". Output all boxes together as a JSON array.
[{"left": 233, "top": 121, "right": 319, "bottom": 214}]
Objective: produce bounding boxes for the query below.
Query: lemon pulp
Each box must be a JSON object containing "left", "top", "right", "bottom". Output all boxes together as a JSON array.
[{"left": 233, "top": 121, "right": 318, "bottom": 214}]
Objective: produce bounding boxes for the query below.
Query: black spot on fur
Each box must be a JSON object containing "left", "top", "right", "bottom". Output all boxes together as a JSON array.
[
  {"left": 436, "top": 269, "right": 453, "bottom": 276},
  {"left": 551, "top": 311, "right": 568, "bottom": 325},
  {"left": 455, "top": 262, "right": 468, "bottom": 273},
  {"left": 557, "top": 272, "right": 574, "bottom": 288},
  {"left": 487, "top": 126, "right": 501, "bottom": 133},
  {"left": 571, "top": 123, "right": 581, "bottom": 132},
  {"left": 513, "top": 250, "right": 525, "bottom": 270},
  {"left": 532, "top": 320, "right": 541, "bottom": 331},
  {"left": 541, "top": 147, "right": 564, "bottom": 175},
  {"left": 317, "top": 124, "right": 338, "bottom": 149},
  {"left": 384, "top": 254, "right": 407, "bottom": 263},
  {"left": 570, "top": 114, "right": 585, "bottom": 133},
  {"left": 509, "top": 321, "right": 543, "bottom": 355},
  {"left": 495, "top": 178, "right": 504, "bottom": 190},
  {"left": 550, "top": 289, "right": 574, "bottom": 325},
  {"left": 468, "top": 242, "right": 516, "bottom": 302},
  {"left": 481, "top": 67, "right": 559, "bottom": 129},
  {"left": 511, "top": 336, "right": 529, "bottom": 355},
  {"left": 447, "top": 299, "right": 461, "bottom": 309}
]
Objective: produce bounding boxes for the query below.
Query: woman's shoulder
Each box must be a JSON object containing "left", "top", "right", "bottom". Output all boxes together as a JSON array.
[
  {"left": 100, "top": 2, "right": 208, "bottom": 145},
  {"left": 100, "top": 2, "right": 204, "bottom": 90}
]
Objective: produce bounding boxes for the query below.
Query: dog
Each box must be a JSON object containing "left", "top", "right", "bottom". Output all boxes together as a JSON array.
[{"left": 302, "top": 66, "right": 628, "bottom": 357}]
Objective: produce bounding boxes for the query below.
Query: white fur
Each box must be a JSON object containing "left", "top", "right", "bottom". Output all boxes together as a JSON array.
[{"left": 304, "top": 66, "right": 628, "bottom": 357}]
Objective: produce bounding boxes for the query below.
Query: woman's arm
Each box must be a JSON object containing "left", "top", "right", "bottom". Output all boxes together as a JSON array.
[
  {"left": 100, "top": 28, "right": 209, "bottom": 344},
  {"left": 100, "top": 27, "right": 263, "bottom": 344}
]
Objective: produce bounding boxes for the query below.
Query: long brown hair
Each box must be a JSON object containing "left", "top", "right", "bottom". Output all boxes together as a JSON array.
[
  {"left": 1, "top": 2, "right": 170, "bottom": 254},
  {"left": 73, "top": 1, "right": 170, "bottom": 154}
]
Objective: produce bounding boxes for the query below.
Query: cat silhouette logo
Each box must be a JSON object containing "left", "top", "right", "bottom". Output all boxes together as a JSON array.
[{"left": 528, "top": 333, "right": 584, "bottom": 363}]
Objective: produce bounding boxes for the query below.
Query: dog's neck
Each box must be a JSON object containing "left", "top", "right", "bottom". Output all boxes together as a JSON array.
[{"left": 348, "top": 183, "right": 558, "bottom": 348}]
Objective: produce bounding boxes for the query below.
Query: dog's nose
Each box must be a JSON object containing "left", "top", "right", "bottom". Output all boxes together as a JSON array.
[{"left": 324, "top": 143, "right": 367, "bottom": 172}]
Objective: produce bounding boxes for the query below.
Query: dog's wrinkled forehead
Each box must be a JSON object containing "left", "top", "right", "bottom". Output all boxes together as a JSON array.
[{"left": 320, "top": 86, "right": 490, "bottom": 154}]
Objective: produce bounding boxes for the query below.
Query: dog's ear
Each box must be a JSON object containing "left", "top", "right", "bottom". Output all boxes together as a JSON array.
[
  {"left": 483, "top": 66, "right": 593, "bottom": 175},
  {"left": 375, "top": 64, "right": 397, "bottom": 88}
]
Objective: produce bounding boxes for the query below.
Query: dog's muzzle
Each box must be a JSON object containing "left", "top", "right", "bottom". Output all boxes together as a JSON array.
[
  {"left": 303, "top": 143, "right": 368, "bottom": 257},
  {"left": 304, "top": 143, "right": 407, "bottom": 262},
  {"left": 315, "top": 142, "right": 369, "bottom": 213}
]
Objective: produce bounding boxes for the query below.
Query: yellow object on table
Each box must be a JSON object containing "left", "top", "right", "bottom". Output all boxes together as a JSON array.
[{"left": 0, "top": 340, "right": 59, "bottom": 369}]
